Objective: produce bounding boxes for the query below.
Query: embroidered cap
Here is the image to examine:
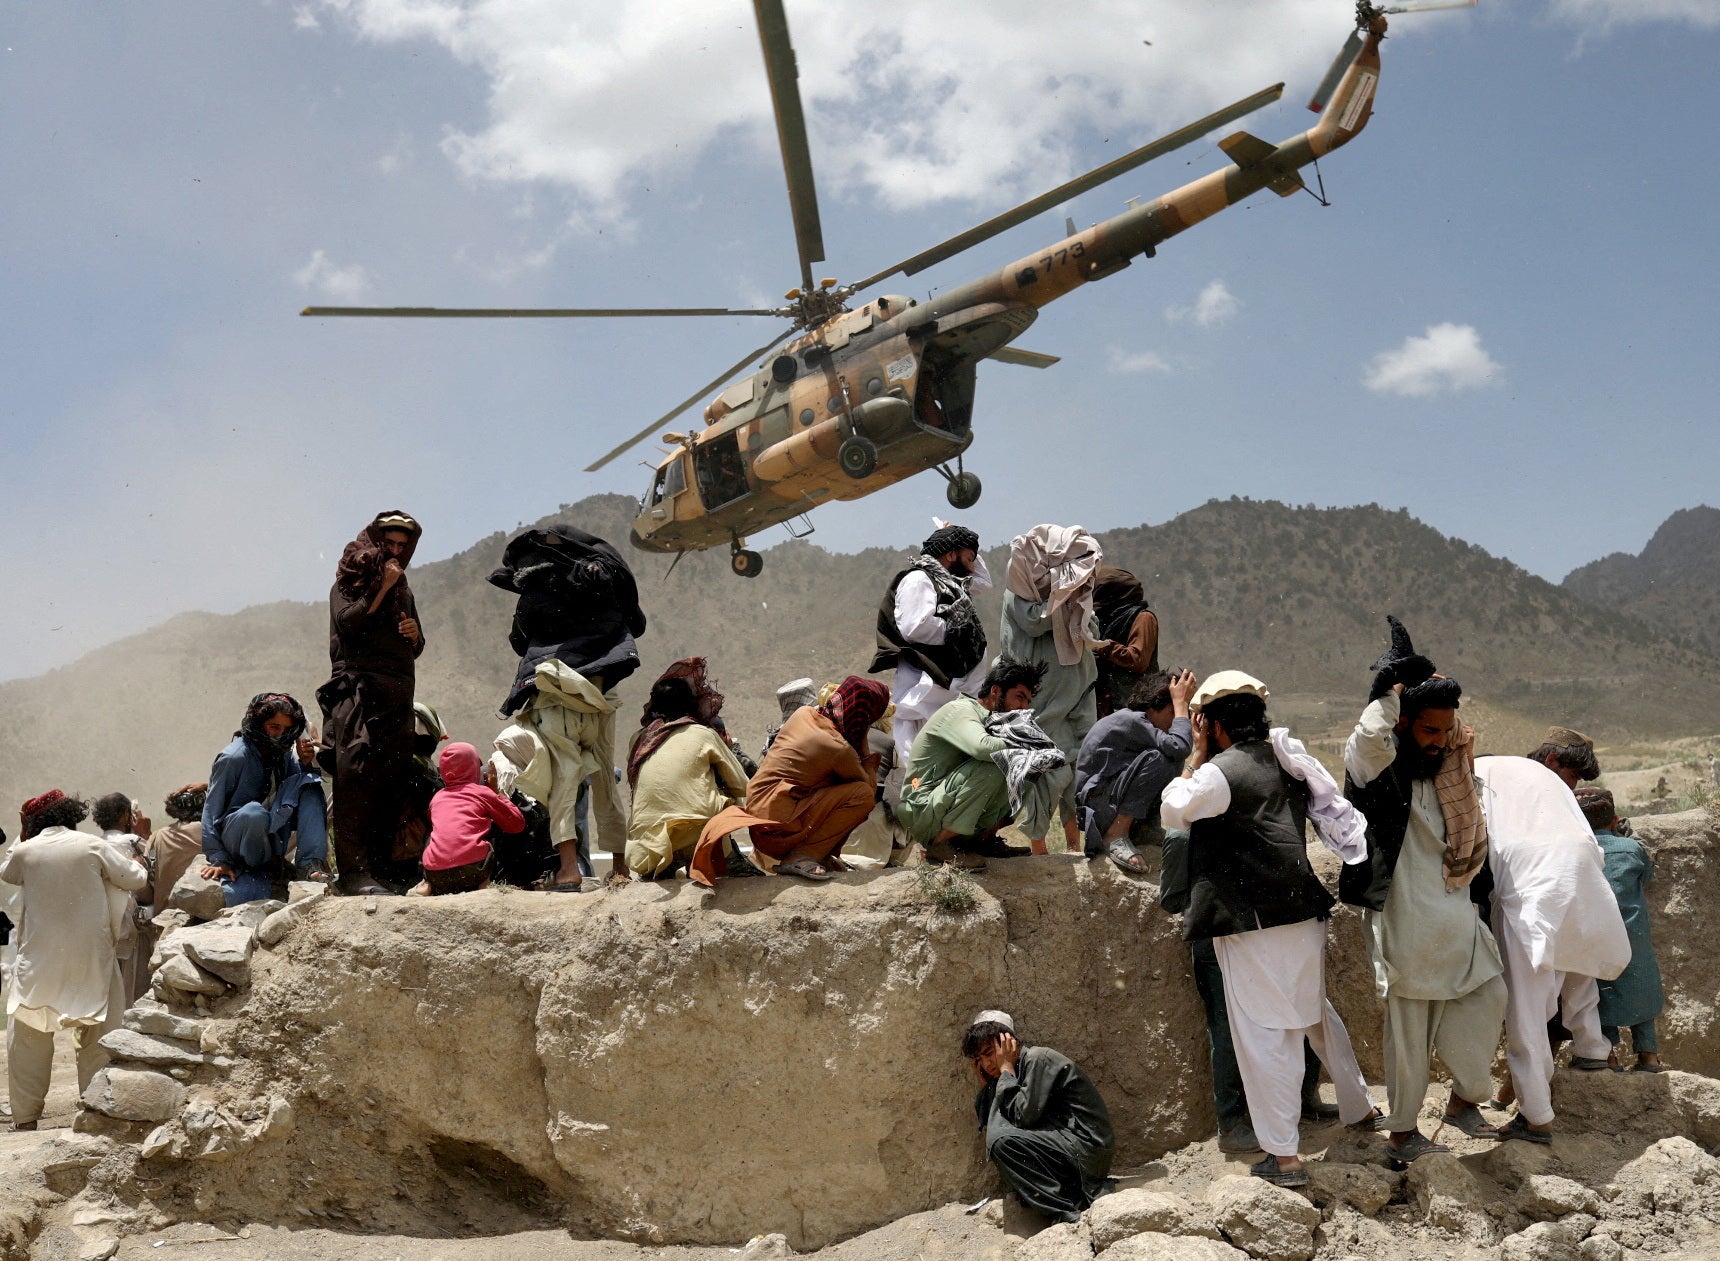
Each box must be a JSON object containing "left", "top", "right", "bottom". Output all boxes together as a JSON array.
[{"left": 970, "top": 1009, "right": 1015, "bottom": 1032}]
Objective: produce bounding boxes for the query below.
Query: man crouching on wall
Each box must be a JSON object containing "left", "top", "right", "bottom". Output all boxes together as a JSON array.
[{"left": 963, "top": 1010, "right": 1115, "bottom": 1223}]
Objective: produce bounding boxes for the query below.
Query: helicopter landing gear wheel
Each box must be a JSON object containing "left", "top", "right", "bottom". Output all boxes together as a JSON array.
[
  {"left": 837, "top": 436, "right": 878, "bottom": 479},
  {"left": 730, "top": 548, "right": 764, "bottom": 578},
  {"left": 945, "top": 471, "right": 982, "bottom": 510}
]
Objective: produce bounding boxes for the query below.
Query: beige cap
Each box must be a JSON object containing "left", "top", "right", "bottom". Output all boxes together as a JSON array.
[
  {"left": 1543, "top": 726, "right": 1593, "bottom": 751},
  {"left": 970, "top": 1010, "right": 1015, "bottom": 1032},
  {"left": 1190, "top": 670, "right": 1270, "bottom": 713}
]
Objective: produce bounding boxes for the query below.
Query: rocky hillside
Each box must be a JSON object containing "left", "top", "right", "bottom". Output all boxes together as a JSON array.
[
  {"left": 1564, "top": 505, "right": 1720, "bottom": 659},
  {"left": 2, "top": 495, "right": 1718, "bottom": 816}
]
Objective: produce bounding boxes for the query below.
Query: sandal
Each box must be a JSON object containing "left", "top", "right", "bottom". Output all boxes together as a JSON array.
[
  {"left": 294, "top": 861, "right": 333, "bottom": 884},
  {"left": 1496, "top": 1115, "right": 1553, "bottom": 1145},
  {"left": 1569, "top": 1056, "right": 1610, "bottom": 1072},
  {"left": 1249, "top": 1155, "right": 1308, "bottom": 1188},
  {"left": 1348, "top": 1108, "right": 1387, "bottom": 1132},
  {"left": 1440, "top": 1103, "right": 1500, "bottom": 1139},
  {"left": 1387, "top": 1131, "right": 1451, "bottom": 1164},
  {"left": 1106, "top": 837, "right": 1148, "bottom": 875},
  {"left": 1632, "top": 1060, "right": 1667, "bottom": 1074},
  {"left": 546, "top": 881, "right": 585, "bottom": 893},
  {"left": 776, "top": 858, "right": 832, "bottom": 882}
]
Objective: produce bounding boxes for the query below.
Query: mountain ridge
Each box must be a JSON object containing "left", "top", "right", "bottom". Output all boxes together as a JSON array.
[{"left": 2, "top": 494, "right": 1716, "bottom": 818}]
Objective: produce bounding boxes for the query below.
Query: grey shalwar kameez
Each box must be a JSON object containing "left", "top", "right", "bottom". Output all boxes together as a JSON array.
[
  {"left": 1345, "top": 694, "right": 1506, "bottom": 1132},
  {"left": 974, "top": 1045, "right": 1115, "bottom": 1222},
  {"left": 998, "top": 593, "right": 1097, "bottom": 843},
  {"left": 1074, "top": 711, "right": 1191, "bottom": 852}
]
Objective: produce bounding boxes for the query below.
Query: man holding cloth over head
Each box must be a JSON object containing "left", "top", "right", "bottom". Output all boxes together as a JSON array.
[
  {"left": 1343, "top": 617, "right": 1506, "bottom": 1161},
  {"left": 1161, "top": 671, "right": 1376, "bottom": 1186}
]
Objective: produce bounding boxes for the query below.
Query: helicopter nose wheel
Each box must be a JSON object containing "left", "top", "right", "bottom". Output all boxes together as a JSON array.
[
  {"left": 730, "top": 545, "right": 764, "bottom": 578},
  {"left": 945, "top": 471, "right": 982, "bottom": 510},
  {"left": 837, "top": 436, "right": 878, "bottom": 479}
]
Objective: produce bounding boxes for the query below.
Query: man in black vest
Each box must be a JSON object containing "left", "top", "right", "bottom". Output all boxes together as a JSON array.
[
  {"left": 871, "top": 523, "right": 990, "bottom": 771},
  {"left": 1161, "top": 671, "right": 1377, "bottom": 1187},
  {"left": 1342, "top": 616, "right": 1505, "bottom": 1160}
]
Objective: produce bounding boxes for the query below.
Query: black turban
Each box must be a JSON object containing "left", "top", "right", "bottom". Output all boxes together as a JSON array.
[
  {"left": 1368, "top": 615, "right": 1460, "bottom": 710},
  {"left": 922, "top": 525, "right": 979, "bottom": 558}
]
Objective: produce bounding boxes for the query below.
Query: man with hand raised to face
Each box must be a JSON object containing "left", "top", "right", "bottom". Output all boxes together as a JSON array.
[
  {"left": 1343, "top": 616, "right": 1506, "bottom": 1162},
  {"left": 962, "top": 1010, "right": 1115, "bottom": 1224},
  {"left": 316, "top": 510, "right": 425, "bottom": 896}
]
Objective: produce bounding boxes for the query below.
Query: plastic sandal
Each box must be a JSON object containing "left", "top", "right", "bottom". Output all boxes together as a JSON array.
[
  {"left": 1387, "top": 1131, "right": 1451, "bottom": 1164},
  {"left": 1441, "top": 1103, "right": 1500, "bottom": 1139},
  {"left": 776, "top": 858, "right": 832, "bottom": 882},
  {"left": 1250, "top": 1155, "right": 1309, "bottom": 1187},
  {"left": 1106, "top": 837, "right": 1149, "bottom": 874},
  {"left": 1497, "top": 1115, "right": 1553, "bottom": 1145}
]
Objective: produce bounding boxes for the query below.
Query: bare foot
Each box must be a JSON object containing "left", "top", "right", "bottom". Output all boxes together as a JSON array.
[{"left": 406, "top": 880, "right": 431, "bottom": 897}]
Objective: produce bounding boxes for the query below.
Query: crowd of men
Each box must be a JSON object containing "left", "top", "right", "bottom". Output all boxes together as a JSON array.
[{"left": 0, "top": 512, "right": 1672, "bottom": 1215}]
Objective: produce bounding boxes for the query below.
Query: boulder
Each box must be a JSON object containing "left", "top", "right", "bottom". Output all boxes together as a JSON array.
[
  {"left": 1499, "top": 1214, "right": 1597, "bottom": 1261},
  {"left": 1303, "top": 1161, "right": 1399, "bottom": 1218},
  {"left": 149, "top": 907, "right": 192, "bottom": 934},
  {"left": 1088, "top": 1189, "right": 1220, "bottom": 1249},
  {"left": 123, "top": 1003, "right": 206, "bottom": 1043},
  {"left": 182, "top": 922, "right": 255, "bottom": 986},
  {"left": 1203, "top": 1176, "right": 1320, "bottom": 1261},
  {"left": 39, "top": 1135, "right": 112, "bottom": 1194},
  {"left": 259, "top": 886, "right": 327, "bottom": 947},
  {"left": 153, "top": 952, "right": 228, "bottom": 998},
  {"left": 166, "top": 868, "right": 226, "bottom": 922},
  {"left": 1517, "top": 1174, "right": 1602, "bottom": 1221},
  {"left": 1607, "top": 1136, "right": 1720, "bottom": 1217},
  {"left": 1578, "top": 1237, "right": 1624, "bottom": 1261},
  {"left": 738, "top": 1234, "right": 795, "bottom": 1258},
  {"left": 1103, "top": 1235, "right": 1245, "bottom": 1261},
  {"left": 224, "top": 899, "right": 284, "bottom": 931},
  {"left": 1014, "top": 1221, "right": 1094, "bottom": 1261},
  {"left": 96, "top": 1028, "right": 204, "bottom": 1068},
  {"left": 80, "top": 1067, "right": 186, "bottom": 1122}
]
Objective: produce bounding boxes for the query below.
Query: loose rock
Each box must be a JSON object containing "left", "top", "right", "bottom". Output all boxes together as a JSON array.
[
  {"left": 183, "top": 922, "right": 256, "bottom": 986},
  {"left": 96, "top": 1028, "right": 205, "bottom": 1068},
  {"left": 1303, "top": 1160, "right": 1400, "bottom": 1218},
  {"left": 1203, "top": 1175, "right": 1320, "bottom": 1261},
  {"left": 1518, "top": 1174, "right": 1602, "bottom": 1221},
  {"left": 1015, "top": 1221, "right": 1094, "bottom": 1261},
  {"left": 1499, "top": 1213, "right": 1597, "bottom": 1261},
  {"left": 1407, "top": 1152, "right": 1493, "bottom": 1240},
  {"left": 1088, "top": 1188, "right": 1220, "bottom": 1249},
  {"left": 81, "top": 1067, "right": 186, "bottom": 1122},
  {"left": 123, "top": 1003, "right": 206, "bottom": 1043},
  {"left": 1103, "top": 1235, "right": 1246, "bottom": 1261},
  {"left": 153, "top": 952, "right": 229, "bottom": 998},
  {"left": 167, "top": 868, "right": 226, "bottom": 922}
]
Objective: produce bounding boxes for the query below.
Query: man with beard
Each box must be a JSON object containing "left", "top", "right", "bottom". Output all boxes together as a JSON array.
[
  {"left": 870, "top": 522, "right": 991, "bottom": 772},
  {"left": 691, "top": 677, "right": 891, "bottom": 886},
  {"left": 91, "top": 793, "right": 151, "bottom": 1004},
  {"left": 144, "top": 784, "right": 207, "bottom": 918},
  {"left": 897, "top": 658, "right": 1046, "bottom": 870},
  {"left": 1161, "top": 672, "right": 1377, "bottom": 1187},
  {"left": 204, "top": 693, "right": 330, "bottom": 905},
  {"left": 1527, "top": 727, "right": 1601, "bottom": 792},
  {"left": 1342, "top": 617, "right": 1505, "bottom": 1162},
  {"left": 317, "top": 511, "right": 424, "bottom": 895},
  {"left": 4, "top": 792, "right": 147, "bottom": 1131},
  {"left": 488, "top": 524, "right": 646, "bottom": 889}
]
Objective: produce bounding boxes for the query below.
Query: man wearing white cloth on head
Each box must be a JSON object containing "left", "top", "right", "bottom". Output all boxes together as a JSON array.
[
  {"left": 1161, "top": 670, "right": 1378, "bottom": 1188},
  {"left": 1475, "top": 754, "right": 1630, "bottom": 1143}
]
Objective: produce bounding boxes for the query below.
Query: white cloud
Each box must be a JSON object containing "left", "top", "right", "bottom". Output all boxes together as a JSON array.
[
  {"left": 314, "top": 0, "right": 1363, "bottom": 217},
  {"left": 1363, "top": 323, "right": 1501, "bottom": 398},
  {"left": 1107, "top": 347, "right": 1172, "bottom": 375},
  {"left": 293, "top": 5, "right": 321, "bottom": 30},
  {"left": 1547, "top": 0, "right": 1719, "bottom": 31},
  {"left": 292, "top": 249, "right": 373, "bottom": 302},
  {"left": 1167, "top": 279, "right": 1239, "bottom": 328}
]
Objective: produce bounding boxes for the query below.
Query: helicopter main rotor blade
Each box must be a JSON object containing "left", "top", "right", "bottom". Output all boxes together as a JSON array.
[
  {"left": 584, "top": 326, "right": 798, "bottom": 473},
  {"left": 753, "top": 0, "right": 825, "bottom": 293},
  {"left": 300, "top": 306, "right": 783, "bottom": 318},
  {"left": 845, "top": 83, "right": 1284, "bottom": 294},
  {"left": 1306, "top": 30, "right": 1365, "bottom": 114},
  {"left": 1381, "top": 0, "right": 1476, "bottom": 13}
]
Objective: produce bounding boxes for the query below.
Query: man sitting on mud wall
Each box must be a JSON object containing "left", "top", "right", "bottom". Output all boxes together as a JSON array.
[
  {"left": 897, "top": 657, "right": 1044, "bottom": 872},
  {"left": 963, "top": 1009, "right": 1115, "bottom": 1224},
  {"left": 203, "top": 693, "right": 330, "bottom": 905},
  {"left": 1074, "top": 667, "right": 1197, "bottom": 874}
]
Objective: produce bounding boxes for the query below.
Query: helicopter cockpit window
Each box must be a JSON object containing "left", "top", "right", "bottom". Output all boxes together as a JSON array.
[
  {"left": 648, "top": 456, "right": 688, "bottom": 507},
  {"left": 693, "top": 432, "right": 749, "bottom": 510}
]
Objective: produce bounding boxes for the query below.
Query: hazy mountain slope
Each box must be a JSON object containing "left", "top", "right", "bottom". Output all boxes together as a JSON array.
[
  {"left": 1563, "top": 505, "right": 1720, "bottom": 659},
  {"left": 3, "top": 495, "right": 1717, "bottom": 817}
]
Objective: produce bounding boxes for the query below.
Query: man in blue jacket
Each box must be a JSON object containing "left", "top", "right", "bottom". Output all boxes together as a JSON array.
[{"left": 202, "top": 693, "right": 330, "bottom": 905}]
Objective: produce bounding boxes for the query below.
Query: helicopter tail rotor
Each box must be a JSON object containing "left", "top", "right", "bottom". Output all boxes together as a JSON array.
[{"left": 1308, "top": 0, "right": 1475, "bottom": 113}]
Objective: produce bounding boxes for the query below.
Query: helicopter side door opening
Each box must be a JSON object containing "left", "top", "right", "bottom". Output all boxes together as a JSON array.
[{"left": 694, "top": 432, "right": 750, "bottom": 510}]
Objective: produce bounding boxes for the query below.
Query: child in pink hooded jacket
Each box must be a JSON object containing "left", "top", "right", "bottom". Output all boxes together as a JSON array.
[{"left": 415, "top": 742, "right": 525, "bottom": 895}]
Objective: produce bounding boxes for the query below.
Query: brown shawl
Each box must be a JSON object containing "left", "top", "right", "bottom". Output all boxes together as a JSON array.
[{"left": 1436, "top": 722, "right": 1488, "bottom": 892}]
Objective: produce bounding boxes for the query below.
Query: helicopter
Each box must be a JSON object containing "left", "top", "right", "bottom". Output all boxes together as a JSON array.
[{"left": 304, "top": 0, "right": 1474, "bottom": 578}]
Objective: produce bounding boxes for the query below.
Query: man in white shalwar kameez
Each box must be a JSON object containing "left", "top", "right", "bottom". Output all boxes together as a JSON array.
[
  {"left": 1161, "top": 672, "right": 1377, "bottom": 1187},
  {"left": 3, "top": 791, "right": 147, "bottom": 1130},
  {"left": 869, "top": 523, "right": 992, "bottom": 770},
  {"left": 1476, "top": 755, "right": 1629, "bottom": 1141}
]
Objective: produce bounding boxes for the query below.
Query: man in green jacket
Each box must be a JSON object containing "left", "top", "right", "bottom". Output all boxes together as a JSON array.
[{"left": 898, "top": 658, "right": 1045, "bottom": 870}]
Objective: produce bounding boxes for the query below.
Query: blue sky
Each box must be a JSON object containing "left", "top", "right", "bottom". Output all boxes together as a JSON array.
[{"left": 2, "top": 0, "right": 1716, "bottom": 679}]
